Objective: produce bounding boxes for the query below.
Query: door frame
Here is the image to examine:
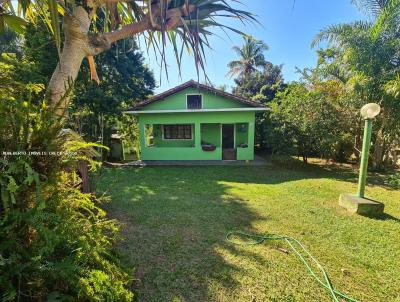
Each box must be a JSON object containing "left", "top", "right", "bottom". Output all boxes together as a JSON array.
[{"left": 220, "top": 123, "right": 236, "bottom": 149}]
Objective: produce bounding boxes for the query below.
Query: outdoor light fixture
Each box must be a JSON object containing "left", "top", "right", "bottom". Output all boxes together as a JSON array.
[
  {"left": 338, "top": 103, "right": 384, "bottom": 216},
  {"left": 357, "top": 103, "right": 381, "bottom": 198},
  {"left": 360, "top": 103, "right": 381, "bottom": 120}
]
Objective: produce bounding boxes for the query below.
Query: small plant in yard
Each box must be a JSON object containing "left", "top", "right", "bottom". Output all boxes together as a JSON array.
[{"left": 386, "top": 172, "right": 400, "bottom": 189}]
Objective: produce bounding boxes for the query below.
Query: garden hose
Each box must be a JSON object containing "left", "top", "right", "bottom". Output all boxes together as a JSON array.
[{"left": 226, "top": 231, "right": 359, "bottom": 302}]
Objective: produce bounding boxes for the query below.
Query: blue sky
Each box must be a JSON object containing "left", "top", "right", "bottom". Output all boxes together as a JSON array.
[{"left": 141, "top": 0, "right": 367, "bottom": 93}]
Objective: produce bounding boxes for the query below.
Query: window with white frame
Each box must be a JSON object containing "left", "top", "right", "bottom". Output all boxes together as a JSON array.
[
  {"left": 187, "top": 94, "right": 202, "bottom": 109},
  {"left": 163, "top": 124, "right": 193, "bottom": 140}
]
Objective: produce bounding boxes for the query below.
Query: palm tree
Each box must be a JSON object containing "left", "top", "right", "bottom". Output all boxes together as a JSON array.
[
  {"left": 312, "top": 0, "right": 400, "bottom": 169},
  {"left": 313, "top": 0, "right": 400, "bottom": 47},
  {"left": 227, "top": 37, "right": 269, "bottom": 78}
]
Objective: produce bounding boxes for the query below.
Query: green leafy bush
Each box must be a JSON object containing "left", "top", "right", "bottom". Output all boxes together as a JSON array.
[
  {"left": 0, "top": 65, "right": 133, "bottom": 300},
  {"left": 386, "top": 173, "right": 400, "bottom": 189}
]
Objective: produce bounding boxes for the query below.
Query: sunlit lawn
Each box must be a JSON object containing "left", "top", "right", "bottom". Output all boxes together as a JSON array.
[{"left": 97, "top": 158, "right": 400, "bottom": 302}]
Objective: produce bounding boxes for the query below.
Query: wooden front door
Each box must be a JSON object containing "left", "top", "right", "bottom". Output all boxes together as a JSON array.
[{"left": 222, "top": 124, "right": 236, "bottom": 160}]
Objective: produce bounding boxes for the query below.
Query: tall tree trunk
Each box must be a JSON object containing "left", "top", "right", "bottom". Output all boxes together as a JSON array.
[
  {"left": 46, "top": 5, "right": 152, "bottom": 118},
  {"left": 47, "top": 6, "right": 112, "bottom": 117},
  {"left": 47, "top": 6, "right": 91, "bottom": 117},
  {"left": 45, "top": 2, "right": 191, "bottom": 117},
  {"left": 354, "top": 123, "right": 362, "bottom": 161},
  {"left": 371, "top": 126, "right": 385, "bottom": 170},
  {"left": 47, "top": 41, "right": 86, "bottom": 116}
]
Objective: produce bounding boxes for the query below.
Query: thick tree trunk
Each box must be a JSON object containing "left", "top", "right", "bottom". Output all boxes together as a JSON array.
[
  {"left": 47, "top": 6, "right": 113, "bottom": 117},
  {"left": 46, "top": 6, "right": 150, "bottom": 118},
  {"left": 47, "top": 6, "right": 92, "bottom": 117},
  {"left": 48, "top": 41, "right": 86, "bottom": 116}
]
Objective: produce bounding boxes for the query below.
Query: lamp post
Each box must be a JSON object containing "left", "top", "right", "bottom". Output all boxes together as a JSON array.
[
  {"left": 338, "top": 103, "right": 384, "bottom": 216},
  {"left": 357, "top": 103, "right": 381, "bottom": 198}
]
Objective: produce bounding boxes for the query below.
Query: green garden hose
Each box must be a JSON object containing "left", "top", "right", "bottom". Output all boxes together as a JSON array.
[{"left": 226, "top": 231, "right": 359, "bottom": 302}]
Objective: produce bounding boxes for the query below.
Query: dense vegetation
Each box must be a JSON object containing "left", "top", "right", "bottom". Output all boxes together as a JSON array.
[
  {"left": 229, "top": 1, "right": 400, "bottom": 170},
  {"left": 16, "top": 20, "right": 156, "bottom": 159},
  {"left": 0, "top": 67, "right": 133, "bottom": 300}
]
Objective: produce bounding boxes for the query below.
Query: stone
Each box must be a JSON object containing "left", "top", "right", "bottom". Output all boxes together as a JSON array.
[{"left": 339, "top": 193, "right": 384, "bottom": 217}]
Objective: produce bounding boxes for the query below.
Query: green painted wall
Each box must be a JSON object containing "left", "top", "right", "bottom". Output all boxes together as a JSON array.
[
  {"left": 138, "top": 111, "right": 255, "bottom": 160},
  {"left": 236, "top": 123, "right": 249, "bottom": 146},
  {"left": 201, "top": 123, "right": 220, "bottom": 147},
  {"left": 144, "top": 87, "right": 248, "bottom": 110}
]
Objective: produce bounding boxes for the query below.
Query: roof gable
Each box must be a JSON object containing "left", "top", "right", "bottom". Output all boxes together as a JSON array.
[{"left": 130, "top": 80, "right": 264, "bottom": 111}]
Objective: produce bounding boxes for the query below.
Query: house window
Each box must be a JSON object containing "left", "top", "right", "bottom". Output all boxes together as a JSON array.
[
  {"left": 187, "top": 94, "right": 202, "bottom": 109},
  {"left": 163, "top": 124, "right": 192, "bottom": 140}
]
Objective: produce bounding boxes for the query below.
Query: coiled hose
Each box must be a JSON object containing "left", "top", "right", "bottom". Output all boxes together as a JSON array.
[{"left": 226, "top": 231, "right": 359, "bottom": 302}]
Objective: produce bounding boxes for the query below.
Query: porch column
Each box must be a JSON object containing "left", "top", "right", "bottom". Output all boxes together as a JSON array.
[
  {"left": 140, "top": 121, "right": 146, "bottom": 148},
  {"left": 194, "top": 122, "right": 201, "bottom": 148},
  {"left": 248, "top": 122, "right": 255, "bottom": 152}
]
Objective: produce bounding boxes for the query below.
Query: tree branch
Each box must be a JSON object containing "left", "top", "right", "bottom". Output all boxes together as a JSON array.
[
  {"left": 103, "top": 17, "right": 152, "bottom": 44},
  {"left": 102, "top": 3, "right": 196, "bottom": 44}
]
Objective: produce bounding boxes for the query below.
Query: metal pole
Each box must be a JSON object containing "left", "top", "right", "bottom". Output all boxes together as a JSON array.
[{"left": 357, "top": 118, "right": 373, "bottom": 198}]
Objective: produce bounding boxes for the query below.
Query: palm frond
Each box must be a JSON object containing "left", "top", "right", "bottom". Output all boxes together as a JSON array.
[
  {"left": 227, "top": 36, "right": 268, "bottom": 78},
  {"left": 351, "top": 0, "right": 391, "bottom": 16},
  {"left": 370, "top": 0, "right": 400, "bottom": 39},
  {"left": 312, "top": 21, "right": 372, "bottom": 48},
  {"left": 3, "top": 0, "right": 258, "bottom": 82}
]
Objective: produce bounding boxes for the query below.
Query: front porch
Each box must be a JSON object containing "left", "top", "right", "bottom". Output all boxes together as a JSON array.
[
  {"left": 104, "top": 155, "right": 269, "bottom": 167},
  {"left": 141, "top": 122, "right": 254, "bottom": 161}
]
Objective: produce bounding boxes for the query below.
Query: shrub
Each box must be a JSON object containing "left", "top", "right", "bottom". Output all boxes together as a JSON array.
[
  {"left": 0, "top": 78, "right": 133, "bottom": 300},
  {"left": 386, "top": 173, "right": 400, "bottom": 189}
]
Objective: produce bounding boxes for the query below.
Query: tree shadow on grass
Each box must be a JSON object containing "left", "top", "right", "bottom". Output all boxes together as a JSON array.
[
  {"left": 96, "top": 162, "right": 399, "bottom": 301},
  {"left": 97, "top": 167, "right": 270, "bottom": 302},
  {"left": 239, "top": 155, "right": 396, "bottom": 190}
]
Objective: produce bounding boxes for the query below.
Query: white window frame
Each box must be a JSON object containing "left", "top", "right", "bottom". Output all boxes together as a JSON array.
[
  {"left": 186, "top": 94, "right": 203, "bottom": 109},
  {"left": 162, "top": 124, "right": 194, "bottom": 141}
]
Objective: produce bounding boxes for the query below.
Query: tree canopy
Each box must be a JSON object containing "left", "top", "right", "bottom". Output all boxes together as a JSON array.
[
  {"left": 311, "top": 0, "right": 400, "bottom": 168},
  {"left": 1, "top": 0, "right": 257, "bottom": 116},
  {"left": 227, "top": 37, "right": 269, "bottom": 78}
]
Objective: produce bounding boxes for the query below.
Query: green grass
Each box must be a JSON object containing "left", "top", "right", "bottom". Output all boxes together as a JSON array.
[{"left": 96, "top": 159, "right": 400, "bottom": 302}]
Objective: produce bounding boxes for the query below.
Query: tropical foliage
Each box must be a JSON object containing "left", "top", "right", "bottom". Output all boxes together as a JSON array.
[
  {"left": 0, "top": 70, "right": 133, "bottom": 300},
  {"left": 227, "top": 37, "right": 269, "bottom": 78},
  {"left": 70, "top": 37, "right": 155, "bottom": 159},
  {"left": 266, "top": 82, "right": 354, "bottom": 163},
  {"left": 228, "top": 38, "right": 286, "bottom": 149},
  {"left": 310, "top": 0, "right": 400, "bottom": 168},
  {"left": 237, "top": 0, "right": 400, "bottom": 168},
  {"left": 0, "top": 1, "right": 256, "bottom": 300}
]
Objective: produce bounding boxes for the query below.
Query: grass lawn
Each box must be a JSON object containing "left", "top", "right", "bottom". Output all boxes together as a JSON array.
[{"left": 96, "top": 158, "right": 400, "bottom": 302}]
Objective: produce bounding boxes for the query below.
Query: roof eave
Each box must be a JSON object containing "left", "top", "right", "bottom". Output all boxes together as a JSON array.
[
  {"left": 127, "top": 80, "right": 263, "bottom": 111},
  {"left": 123, "top": 107, "right": 270, "bottom": 114}
]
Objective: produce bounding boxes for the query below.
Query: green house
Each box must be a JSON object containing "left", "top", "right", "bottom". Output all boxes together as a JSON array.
[{"left": 125, "top": 80, "right": 267, "bottom": 161}]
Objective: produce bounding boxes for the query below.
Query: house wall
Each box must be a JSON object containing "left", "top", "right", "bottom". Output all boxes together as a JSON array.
[
  {"left": 138, "top": 111, "right": 255, "bottom": 160},
  {"left": 201, "top": 123, "right": 220, "bottom": 147}
]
